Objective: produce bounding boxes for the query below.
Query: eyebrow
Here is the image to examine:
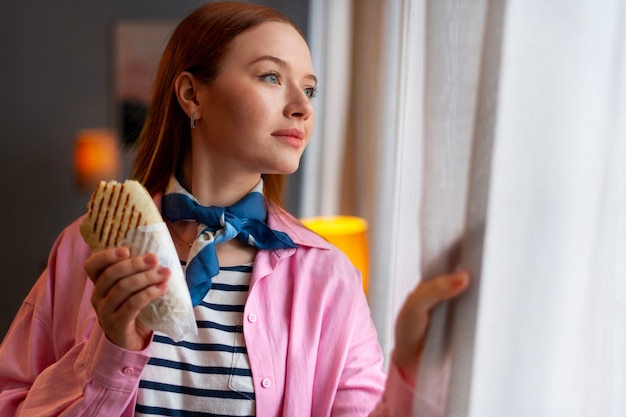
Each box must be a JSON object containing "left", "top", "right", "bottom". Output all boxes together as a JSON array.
[{"left": 249, "top": 55, "right": 318, "bottom": 85}]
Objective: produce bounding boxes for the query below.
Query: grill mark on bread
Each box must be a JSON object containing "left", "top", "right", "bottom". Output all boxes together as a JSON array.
[
  {"left": 99, "top": 183, "right": 114, "bottom": 243},
  {"left": 93, "top": 183, "right": 106, "bottom": 234},
  {"left": 104, "top": 185, "right": 121, "bottom": 248},
  {"left": 132, "top": 208, "right": 142, "bottom": 230},
  {"left": 96, "top": 183, "right": 111, "bottom": 240},
  {"left": 114, "top": 193, "right": 131, "bottom": 245},
  {"left": 110, "top": 186, "right": 125, "bottom": 246}
]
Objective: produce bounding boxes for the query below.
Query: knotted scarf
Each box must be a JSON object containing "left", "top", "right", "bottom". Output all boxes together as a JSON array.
[{"left": 161, "top": 177, "right": 296, "bottom": 305}]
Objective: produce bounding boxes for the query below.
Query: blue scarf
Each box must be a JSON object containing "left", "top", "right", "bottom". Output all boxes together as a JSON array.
[{"left": 161, "top": 177, "right": 296, "bottom": 305}]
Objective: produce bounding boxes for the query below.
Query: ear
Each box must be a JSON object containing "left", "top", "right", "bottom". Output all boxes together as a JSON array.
[{"left": 174, "top": 71, "right": 202, "bottom": 121}]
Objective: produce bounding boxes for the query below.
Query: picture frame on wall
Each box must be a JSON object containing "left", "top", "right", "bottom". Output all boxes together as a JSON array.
[{"left": 113, "top": 20, "right": 177, "bottom": 147}]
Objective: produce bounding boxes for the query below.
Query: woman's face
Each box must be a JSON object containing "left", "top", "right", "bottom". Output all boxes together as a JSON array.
[{"left": 193, "top": 21, "right": 316, "bottom": 180}]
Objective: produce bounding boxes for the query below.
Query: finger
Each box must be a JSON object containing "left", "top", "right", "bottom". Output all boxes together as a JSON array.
[
  {"left": 98, "top": 266, "right": 170, "bottom": 319},
  {"left": 406, "top": 270, "right": 470, "bottom": 314},
  {"left": 92, "top": 253, "right": 160, "bottom": 300},
  {"left": 84, "top": 247, "right": 130, "bottom": 283},
  {"left": 106, "top": 265, "right": 170, "bottom": 309},
  {"left": 111, "top": 273, "right": 169, "bottom": 318}
]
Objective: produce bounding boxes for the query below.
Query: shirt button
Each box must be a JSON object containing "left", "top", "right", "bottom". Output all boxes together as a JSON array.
[
  {"left": 122, "top": 367, "right": 134, "bottom": 375},
  {"left": 261, "top": 378, "right": 272, "bottom": 388},
  {"left": 247, "top": 313, "right": 257, "bottom": 323}
]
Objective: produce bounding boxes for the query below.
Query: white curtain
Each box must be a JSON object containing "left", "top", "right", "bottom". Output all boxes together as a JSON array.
[
  {"left": 301, "top": 0, "right": 353, "bottom": 217},
  {"left": 457, "top": 0, "right": 626, "bottom": 416},
  {"left": 305, "top": 0, "right": 625, "bottom": 415}
]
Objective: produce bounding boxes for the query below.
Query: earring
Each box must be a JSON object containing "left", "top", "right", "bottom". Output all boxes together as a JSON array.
[{"left": 190, "top": 112, "right": 196, "bottom": 129}]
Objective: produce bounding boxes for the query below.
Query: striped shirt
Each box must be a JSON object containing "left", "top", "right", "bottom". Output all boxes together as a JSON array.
[{"left": 135, "top": 265, "right": 255, "bottom": 417}]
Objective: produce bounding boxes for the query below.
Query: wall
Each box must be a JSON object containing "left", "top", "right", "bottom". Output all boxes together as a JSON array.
[{"left": 0, "top": 0, "right": 309, "bottom": 338}]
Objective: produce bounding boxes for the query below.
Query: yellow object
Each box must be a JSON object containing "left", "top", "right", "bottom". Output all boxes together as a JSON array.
[
  {"left": 74, "top": 129, "right": 120, "bottom": 190},
  {"left": 301, "top": 216, "right": 369, "bottom": 294}
]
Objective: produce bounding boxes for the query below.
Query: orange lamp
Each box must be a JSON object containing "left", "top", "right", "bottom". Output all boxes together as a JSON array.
[
  {"left": 301, "top": 216, "right": 369, "bottom": 294},
  {"left": 74, "top": 129, "right": 120, "bottom": 190}
]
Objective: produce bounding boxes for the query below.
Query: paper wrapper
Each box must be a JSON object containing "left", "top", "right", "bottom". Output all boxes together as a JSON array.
[{"left": 121, "top": 222, "right": 197, "bottom": 341}]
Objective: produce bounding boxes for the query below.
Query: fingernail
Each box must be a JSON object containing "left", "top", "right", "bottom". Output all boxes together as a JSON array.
[
  {"left": 452, "top": 271, "right": 469, "bottom": 287},
  {"left": 157, "top": 267, "right": 170, "bottom": 277},
  {"left": 114, "top": 248, "right": 127, "bottom": 258}
]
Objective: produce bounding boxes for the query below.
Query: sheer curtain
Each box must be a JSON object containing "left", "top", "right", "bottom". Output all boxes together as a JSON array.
[
  {"left": 454, "top": 1, "right": 626, "bottom": 416},
  {"left": 301, "top": 0, "right": 353, "bottom": 217},
  {"left": 305, "top": 0, "right": 626, "bottom": 415}
]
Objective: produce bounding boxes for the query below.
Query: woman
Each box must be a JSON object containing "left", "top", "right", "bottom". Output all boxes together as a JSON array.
[{"left": 0, "top": 2, "right": 469, "bottom": 416}]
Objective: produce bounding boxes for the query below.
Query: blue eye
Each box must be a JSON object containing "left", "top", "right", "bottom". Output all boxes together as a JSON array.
[
  {"left": 304, "top": 86, "right": 319, "bottom": 99},
  {"left": 263, "top": 72, "right": 280, "bottom": 84}
]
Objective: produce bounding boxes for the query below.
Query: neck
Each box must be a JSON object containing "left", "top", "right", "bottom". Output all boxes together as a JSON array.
[{"left": 180, "top": 159, "right": 261, "bottom": 207}]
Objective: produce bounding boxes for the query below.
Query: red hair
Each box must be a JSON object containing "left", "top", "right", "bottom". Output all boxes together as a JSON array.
[{"left": 132, "top": 1, "right": 303, "bottom": 205}]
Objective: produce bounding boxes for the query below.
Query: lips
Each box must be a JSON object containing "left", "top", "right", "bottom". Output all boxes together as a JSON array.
[
  {"left": 271, "top": 128, "right": 305, "bottom": 140},
  {"left": 271, "top": 128, "right": 305, "bottom": 148}
]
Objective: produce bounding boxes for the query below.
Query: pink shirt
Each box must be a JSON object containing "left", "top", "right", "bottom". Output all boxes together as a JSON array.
[{"left": 0, "top": 203, "right": 414, "bottom": 416}]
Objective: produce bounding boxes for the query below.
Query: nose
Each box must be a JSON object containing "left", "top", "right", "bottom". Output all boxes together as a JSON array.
[{"left": 284, "top": 87, "right": 314, "bottom": 120}]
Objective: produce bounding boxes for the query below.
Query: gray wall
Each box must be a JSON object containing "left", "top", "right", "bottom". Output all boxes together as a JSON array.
[{"left": 0, "top": 0, "right": 309, "bottom": 339}]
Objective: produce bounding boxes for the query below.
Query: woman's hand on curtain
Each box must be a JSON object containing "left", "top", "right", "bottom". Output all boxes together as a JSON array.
[{"left": 391, "top": 270, "right": 470, "bottom": 382}]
